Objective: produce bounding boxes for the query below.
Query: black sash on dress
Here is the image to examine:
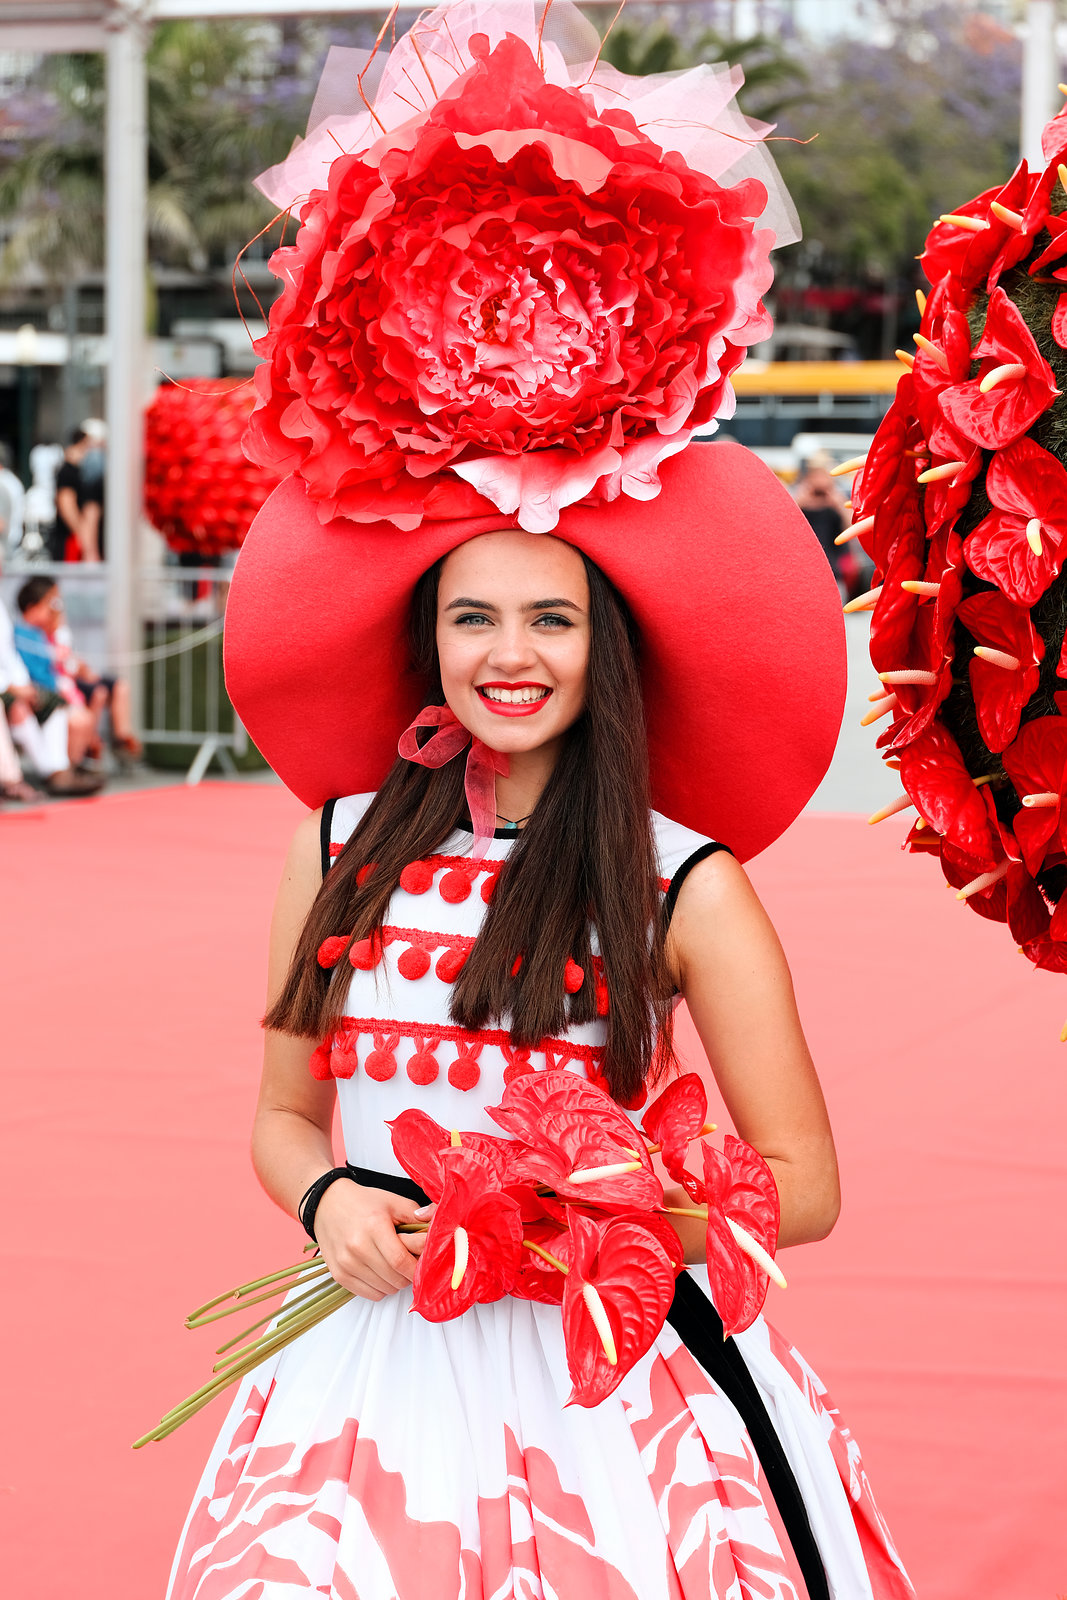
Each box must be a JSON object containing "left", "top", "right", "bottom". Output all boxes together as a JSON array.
[{"left": 348, "top": 1163, "right": 829, "bottom": 1600}]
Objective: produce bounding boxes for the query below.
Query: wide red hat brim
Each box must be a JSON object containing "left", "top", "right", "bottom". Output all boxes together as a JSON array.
[{"left": 224, "top": 443, "right": 845, "bottom": 862}]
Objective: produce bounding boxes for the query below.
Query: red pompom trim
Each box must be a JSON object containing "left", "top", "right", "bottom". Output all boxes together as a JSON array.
[
  {"left": 448, "top": 1051, "right": 482, "bottom": 1091},
  {"left": 356, "top": 862, "right": 376, "bottom": 887},
  {"left": 511, "top": 954, "right": 524, "bottom": 977},
  {"left": 481, "top": 875, "right": 497, "bottom": 903},
  {"left": 309, "top": 1041, "right": 333, "bottom": 1080},
  {"left": 399, "top": 860, "right": 435, "bottom": 894},
  {"left": 439, "top": 867, "right": 473, "bottom": 903},
  {"left": 407, "top": 1048, "right": 440, "bottom": 1085},
  {"left": 317, "top": 935, "right": 348, "bottom": 968},
  {"left": 349, "top": 934, "right": 384, "bottom": 970},
  {"left": 563, "top": 958, "right": 585, "bottom": 994},
  {"left": 435, "top": 946, "right": 469, "bottom": 983},
  {"left": 365, "top": 1048, "right": 397, "bottom": 1081},
  {"left": 397, "top": 944, "right": 432, "bottom": 980},
  {"left": 331, "top": 1045, "right": 360, "bottom": 1080}
]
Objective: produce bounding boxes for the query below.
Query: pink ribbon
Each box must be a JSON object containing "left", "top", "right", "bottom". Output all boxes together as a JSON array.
[{"left": 398, "top": 705, "right": 509, "bottom": 861}]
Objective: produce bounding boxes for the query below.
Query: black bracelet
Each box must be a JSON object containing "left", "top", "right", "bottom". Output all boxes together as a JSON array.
[{"left": 297, "top": 1166, "right": 356, "bottom": 1242}]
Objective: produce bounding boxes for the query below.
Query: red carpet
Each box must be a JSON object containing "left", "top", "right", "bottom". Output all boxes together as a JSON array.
[{"left": 1, "top": 785, "right": 1064, "bottom": 1598}]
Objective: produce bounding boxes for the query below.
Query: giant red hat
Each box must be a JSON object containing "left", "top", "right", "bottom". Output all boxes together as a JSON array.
[
  {"left": 222, "top": 1, "right": 846, "bottom": 857},
  {"left": 225, "top": 444, "right": 845, "bottom": 863}
]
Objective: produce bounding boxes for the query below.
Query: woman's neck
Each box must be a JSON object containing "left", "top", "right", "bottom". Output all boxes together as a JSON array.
[{"left": 492, "top": 737, "right": 564, "bottom": 824}]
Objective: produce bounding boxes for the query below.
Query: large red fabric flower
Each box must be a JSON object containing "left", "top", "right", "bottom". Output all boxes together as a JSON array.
[
  {"left": 938, "top": 288, "right": 1059, "bottom": 451},
  {"left": 245, "top": 30, "right": 775, "bottom": 533},
  {"left": 957, "top": 591, "right": 1044, "bottom": 752},
  {"left": 964, "top": 437, "right": 1067, "bottom": 606},
  {"left": 143, "top": 379, "right": 282, "bottom": 556}
]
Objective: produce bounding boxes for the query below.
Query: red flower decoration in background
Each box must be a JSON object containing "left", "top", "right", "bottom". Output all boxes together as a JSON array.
[
  {"left": 919, "top": 184, "right": 1005, "bottom": 293},
  {"left": 246, "top": 32, "right": 774, "bottom": 534},
  {"left": 560, "top": 1210, "right": 678, "bottom": 1407},
  {"left": 870, "top": 527, "right": 964, "bottom": 750},
  {"left": 964, "top": 437, "right": 1067, "bottom": 606},
  {"left": 412, "top": 1147, "right": 522, "bottom": 1322},
  {"left": 489, "top": 1070, "right": 662, "bottom": 1211},
  {"left": 939, "top": 288, "right": 1060, "bottom": 451},
  {"left": 1002, "top": 717, "right": 1067, "bottom": 874},
  {"left": 701, "top": 1137, "right": 781, "bottom": 1339},
  {"left": 958, "top": 591, "right": 1044, "bottom": 751},
  {"left": 143, "top": 379, "right": 282, "bottom": 556}
]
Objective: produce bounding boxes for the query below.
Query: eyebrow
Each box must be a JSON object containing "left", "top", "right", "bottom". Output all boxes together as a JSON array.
[{"left": 444, "top": 597, "right": 584, "bottom": 613}]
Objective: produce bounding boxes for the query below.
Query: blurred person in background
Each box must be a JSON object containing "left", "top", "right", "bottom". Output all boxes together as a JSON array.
[
  {"left": 14, "top": 576, "right": 101, "bottom": 773},
  {"left": 15, "top": 574, "right": 139, "bottom": 764},
  {"left": 46, "top": 428, "right": 100, "bottom": 562},
  {"left": 793, "top": 452, "right": 863, "bottom": 600},
  {"left": 0, "top": 562, "right": 99, "bottom": 797},
  {"left": 0, "top": 442, "right": 25, "bottom": 554}
]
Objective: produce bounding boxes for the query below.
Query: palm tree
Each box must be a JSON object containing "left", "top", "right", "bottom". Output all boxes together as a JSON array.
[{"left": 0, "top": 20, "right": 306, "bottom": 287}]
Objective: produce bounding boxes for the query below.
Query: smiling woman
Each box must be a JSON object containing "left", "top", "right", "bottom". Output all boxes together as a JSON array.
[{"left": 163, "top": 6, "right": 912, "bottom": 1599}]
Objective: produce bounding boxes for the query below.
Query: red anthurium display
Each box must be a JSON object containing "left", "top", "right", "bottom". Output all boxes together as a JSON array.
[
  {"left": 701, "top": 1137, "right": 782, "bottom": 1340},
  {"left": 964, "top": 437, "right": 1067, "bottom": 606},
  {"left": 640, "top": 1073, "right": 712, "bottom": 1204},
  {"left": 939, "top": 288, "right": 1060, "bottom": 450},
  {"left": 559, "top": 1211, "right": 679, "bottom": 1407},
  {"left": 919, "top": 184, "right": 1005, "bottom": 294},
  {"left": 412, "top": 1147, "right": 523, "bottom": 1322},
  {"left": 1002, "top": 717, "right": 1067, "bottom": 875},
  {"left": 489, "top": 1070, "right": 662, "bottom": 1211},
  {"left": 957, "top": 591, "right": 1044, "bottom": 751}
]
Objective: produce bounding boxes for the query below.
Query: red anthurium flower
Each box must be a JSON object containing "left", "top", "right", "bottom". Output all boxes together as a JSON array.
[
  {"left": 939, "top": 288, "right": 1060, "bottom": 450},
  {"left": 1053, "top": 293, "right": 1067, "bottom": 351},
  {"left": 903, "top": 815, "right": 943, "bottom": 857},
  {"left": 919, "top": 183, "right": 1004, "bottom": 292},
  {"left": 488, "top": 1070, "right": 663, "bottom": 1212},
  {"left": 987, "top": 162, "right": 1053, "bottom": 290},
  {"left": 921, "top": 443, "right": 981, "bottom": 541},
  {"left": 1023, "top": 891, "right": 1067, "bottom": 973},
  {"left": 1027, "top": 211, "right": 1067, "bottom": 277},
  {"left": 964, "top": 437, "right": 1067, "bottom": 606},
  {"left": 1002, "top": 717, "right": 1067, "bottom": 874},
  {"left": 389, "top": 1108, "right": 511, "bottom": 1201},
  {"left": 512, "top": 1218, "right": 570, "bottom": 1306},
  {"left": 957, "top": 591, "right": 1044, "bottom": 751},
  {"left": 560, "top": 1210, "right": 678, "bottom": 1407},
  {"left": 871, "top": 529, "right": 962, "bottom": 751},
  {"left": 412, "top": 1147, "right": 522, "bottom": 1322},
  {"left": 701, "top": 1137, "right": 781, "bottom": 1340},
  {"left": 853, "top": 412, "right": 927, "bottom": 576},
  {"left": 640, "top": 1073, "right": 711, "bottom": 1204},
  {"left": 897, "top": 720, "right": 999, "bottom": 864}
]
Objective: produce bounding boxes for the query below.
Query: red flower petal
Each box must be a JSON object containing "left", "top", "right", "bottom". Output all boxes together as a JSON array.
[
  {"left": 412, "top": 1148, "right": 522, "bottom": 1321},
  {"left": 963, "top": 436, "right": 1067, "bottom": 606},
  {"left": 938, "top": 288, "right": 1060, "bottom": 450},
  {"left": 640, "top": 1073, "right": 709, "bottom": 1201},
  {"left": 560, "top": 1211, "right": 677, "bottom": 1407},
  {"left": 957, "top": 591, "right": 1044, "bottom": 751},
  {"left": 701, "top": 1136, "right": 781, "bottom": 1339}
]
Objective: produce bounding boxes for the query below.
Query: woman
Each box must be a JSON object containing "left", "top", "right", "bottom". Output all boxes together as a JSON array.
[{"left": 166, "top": 7, "right": 912, "bottom": 1595}]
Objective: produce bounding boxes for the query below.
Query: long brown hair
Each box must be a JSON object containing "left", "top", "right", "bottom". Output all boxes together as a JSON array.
[{"left": 265, "top": 550, "right": 674, "bottom": 1102}]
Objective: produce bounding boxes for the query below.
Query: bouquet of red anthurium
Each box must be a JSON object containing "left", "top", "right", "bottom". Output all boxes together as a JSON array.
[{"left": 135, "top": 1072, "right": 783, "bottom": 1446}]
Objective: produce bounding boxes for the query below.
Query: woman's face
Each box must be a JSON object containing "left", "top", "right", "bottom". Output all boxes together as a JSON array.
[{"left": 436, "top": 530, "right": 591, "bottom": 755}]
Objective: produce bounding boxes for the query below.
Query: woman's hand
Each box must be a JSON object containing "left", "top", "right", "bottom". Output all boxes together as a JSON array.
[{"left": 312, "top": 1179, "right": 430, "bottom": 1300}]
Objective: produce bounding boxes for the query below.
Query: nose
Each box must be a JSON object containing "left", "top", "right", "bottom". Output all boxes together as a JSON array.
[{"left": 486, "top": 618, "right": 539, "bottom": 678}]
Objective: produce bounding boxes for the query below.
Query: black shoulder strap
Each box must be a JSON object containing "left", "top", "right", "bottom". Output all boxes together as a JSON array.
[
  {"left": 663, "top": 841, "right": 733, "bottom": 928},
  {"left": 319, "top": 798, "right": 337, "bottom": 881}
]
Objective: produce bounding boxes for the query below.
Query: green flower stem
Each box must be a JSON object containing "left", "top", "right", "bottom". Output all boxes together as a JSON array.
[
  {"left": 187, "top": 1272, "right": 329, "bottom": 1328},
  {"left": 213, "top": 1274, "right": 335, "bottom": 1356},
  {"left": 185, "top": 1254, "right": 322, "bottom": 1321},
  {"left": 211, "top": 1282, "right": 343, "bottom": 1373}
]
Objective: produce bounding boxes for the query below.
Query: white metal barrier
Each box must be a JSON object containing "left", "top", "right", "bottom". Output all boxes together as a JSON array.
[{"left": 1, "top": 559, "right": 249, "bottom": 784}]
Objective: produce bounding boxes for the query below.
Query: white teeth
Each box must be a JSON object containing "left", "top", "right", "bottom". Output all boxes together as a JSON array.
[{"left": 481, "top": 686, "right": 548, "bottom": 704}]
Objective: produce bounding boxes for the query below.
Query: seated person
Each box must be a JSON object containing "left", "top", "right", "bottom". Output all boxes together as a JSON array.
[
  {"left": 22, "top": 579, "right": 141, "bottom": 763},
  {"left": 14, "top": 576, "right": 99, "bottom": 772},
  {"left": 0, "top": 575, "right": 99, "bottom": 796}
]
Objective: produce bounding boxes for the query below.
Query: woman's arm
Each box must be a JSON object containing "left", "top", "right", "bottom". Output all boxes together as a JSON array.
[
  {"left": 665, "top": 850, "right": 840, "bottom": 1259},
  {"left": 252, "top": 808, "right": 427, "bottom": 1301}
]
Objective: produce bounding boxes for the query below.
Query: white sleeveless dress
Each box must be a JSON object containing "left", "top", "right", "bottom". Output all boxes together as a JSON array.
[{"left": 167, "top": 796, "right": 913, "bottom": 1600}]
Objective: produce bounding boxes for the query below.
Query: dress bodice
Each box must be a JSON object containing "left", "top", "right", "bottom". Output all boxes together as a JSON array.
[{"left": 320, "top": 793, "right": 715, "bottom": 1175}]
